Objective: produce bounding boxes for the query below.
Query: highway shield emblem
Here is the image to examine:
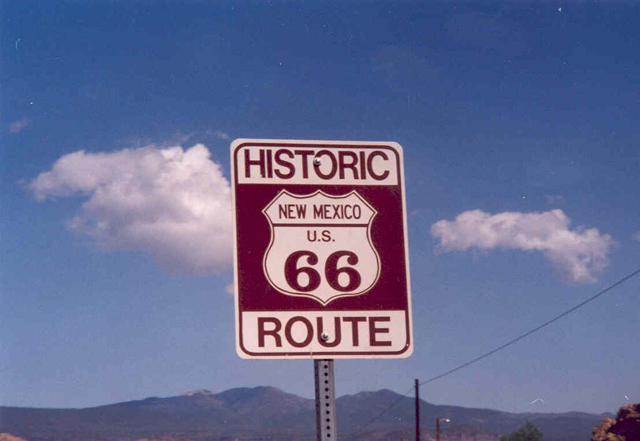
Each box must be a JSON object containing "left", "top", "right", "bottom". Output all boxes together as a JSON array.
[{"left": 262, "top": 190, "right": 381, "bottom": 306}]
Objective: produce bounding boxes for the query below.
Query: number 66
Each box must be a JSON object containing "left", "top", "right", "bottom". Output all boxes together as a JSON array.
[{"left": 284, "top": 250, "right": 361, "bottom": 293}]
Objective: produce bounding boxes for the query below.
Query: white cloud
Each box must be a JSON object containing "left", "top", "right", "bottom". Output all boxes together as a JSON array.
[
  {"left": 9, "top": 118, "right": 31, "bottom": 133},
  {"left": 633, "top": 231, "right": 640, "bottom": 242},
  {"left": 431, "top": 209, "right": 613, "bottom": 284},
  {"left": 211, "top": 130, "right": 230, "bottom": 140},
  {"left": 30, "top": 144, "right": 233, "bottom": 276}
]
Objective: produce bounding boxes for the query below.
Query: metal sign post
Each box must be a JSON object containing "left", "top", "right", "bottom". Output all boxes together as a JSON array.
[
  {"left": 315, "top": 359, "right": 337, "bottom": 440},
  {"left": 230, "top": 139, "right": 414, "bottom": 441}
]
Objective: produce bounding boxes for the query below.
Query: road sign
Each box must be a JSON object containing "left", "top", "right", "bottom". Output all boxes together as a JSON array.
[{"left": 231, "top": 139, "right": 413, "bottom": 359}]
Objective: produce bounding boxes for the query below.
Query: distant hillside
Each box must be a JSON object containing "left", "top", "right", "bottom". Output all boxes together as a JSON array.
[{"left": 0, "top": 387, "right": 612, "bottom": 441}]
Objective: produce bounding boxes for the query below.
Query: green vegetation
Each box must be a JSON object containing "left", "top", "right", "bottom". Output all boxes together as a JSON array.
[{"left": 500, "top": 422, "right": 544, "bottom": 441}]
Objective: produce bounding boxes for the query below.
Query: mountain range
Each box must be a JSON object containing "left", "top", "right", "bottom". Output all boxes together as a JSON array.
[{"left": 0, "top": 387, "right": 613, "bottom": 441}]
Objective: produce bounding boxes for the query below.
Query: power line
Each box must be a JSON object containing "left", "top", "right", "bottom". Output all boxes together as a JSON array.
[
  {"left": 344, "top": 267, "right": 640, "bottom": 439},
  {"left": 420, "top": 267, "right": 640, "bottom": 387}
]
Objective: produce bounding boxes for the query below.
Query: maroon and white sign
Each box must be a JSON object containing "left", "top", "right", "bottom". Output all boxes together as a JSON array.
[{"left": 231, "top": 139, "right": 413, "bottom": 359}]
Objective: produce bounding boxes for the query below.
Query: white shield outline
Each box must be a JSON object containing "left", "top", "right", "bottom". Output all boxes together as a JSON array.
[{"left": 262, "top": 190, "right": 381, "bottom": 306}]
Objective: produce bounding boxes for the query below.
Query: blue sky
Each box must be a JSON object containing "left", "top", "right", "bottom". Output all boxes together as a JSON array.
[{"left": 1, "top": 2, "right": 639, "bottom": 415}]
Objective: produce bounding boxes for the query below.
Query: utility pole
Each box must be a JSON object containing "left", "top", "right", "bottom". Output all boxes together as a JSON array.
[{"left": 415, "top": 379, "right": 420, "bottom": 441}]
